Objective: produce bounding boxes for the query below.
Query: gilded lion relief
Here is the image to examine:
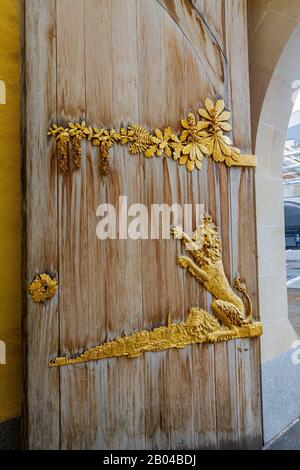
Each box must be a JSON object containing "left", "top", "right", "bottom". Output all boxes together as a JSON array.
[
  {"left": 48, "top": 98, "right": 256, "bottom": 176},
  {"left": 49, "top": 215, "right": 262, "bottom": 367}
]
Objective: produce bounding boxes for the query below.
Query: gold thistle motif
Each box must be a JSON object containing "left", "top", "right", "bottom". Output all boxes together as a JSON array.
[
  {"left": 49, "top": 215, "right": 262, "bottom": 367},
  {"left": 28, "top": 273, "right": 58, "bottom": 304},
  {"left": 48, "top": 98, "right": 257, "bottom": 176}
]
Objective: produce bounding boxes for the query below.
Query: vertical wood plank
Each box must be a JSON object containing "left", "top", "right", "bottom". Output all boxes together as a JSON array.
[
  {"left": 161, "top": 11, "right": 194, "bottom": 449},
  {"left": 109, "top": 0, "right": 145, "bottom": 449},
  {"left": 216, "top": 164, "right": 239, "bottom": 450},
  {"left": 158, "top": 0, "right": 226, "bottom": 96},
  {"left": 137, "top": 0, "right": 170, "bottom": 450},
  {"left": 211, "top": 148, "right": 239, "bottom": 452},
  {"left": 206, "top": 68, "right": 239, "bottom": 449},
  {"left": 204, "top": 0, "right": 226, "bottom": 52},
  {"left": 225, "top": 0, "right": 262, "bottom": 449},
  {"left": 56, "top": 0, "right": 90, "bottom": 450},
  {"left": 21, "top": 0, "right": 60, "bottom": 449},
  {"left": 182, "top": 39, "right": 218, "bottom": 449},
  {"left": 85, "top": 0, "right": 114, "bottom": 450}
]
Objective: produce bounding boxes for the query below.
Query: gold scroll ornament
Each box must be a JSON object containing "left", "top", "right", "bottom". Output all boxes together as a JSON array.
[
  {"left": 49, "top": 215, "right": 262, "bottom": 367},
  {"left": 48, "top": 98, "right": 256, "bottom": 176}
]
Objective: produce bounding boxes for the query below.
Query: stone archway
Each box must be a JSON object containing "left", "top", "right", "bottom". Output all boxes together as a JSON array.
[{"left": 248, "top": 0, "right": 300, "bottom": 445}]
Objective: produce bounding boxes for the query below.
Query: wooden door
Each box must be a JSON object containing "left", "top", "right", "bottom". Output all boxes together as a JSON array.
[{"left": 21, "top": 0, "right": 262, "bottom": 449}]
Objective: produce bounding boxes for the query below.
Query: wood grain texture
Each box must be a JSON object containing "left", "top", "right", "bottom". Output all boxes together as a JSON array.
[
  {"left": 213, "top": 165, "right": 239, "bottom": 450},
  {"left": 137, "top": 0, "right": 171, "bottom": 449},
  {"left": 22, "top": 0, "right": 262, "bottom": 450},
  {"left": 161, "top": 14, "right": 193, "bottom": 449},
  {"left": 183, "top": 44, "right": 217, "bottom": 449},
  {"left": 56, "top": 0, "right": 90, "bottom": 450},
  {"left": 21, "top": 0, "right": 60, "bottom": 449},
  {"left": 108, "top": 0, "right": 145, "bottom": 449},
  {"left": 85, "top": 0, "right": 114, "bottom": 450},
  {"left": 158, "top": 0, "right": 226, "bottom": 94},
  {"left": 225, "top": 0, "right": 262, "bottom": 450},
  {"left": 204, "top": 0, "right": 226, "bottom": 52},
  {"left": 205, "top": 81, "right": 239, "bottom": 448},
  {"left": 190, "top": 0, "right": 205, "bottom": 17}
]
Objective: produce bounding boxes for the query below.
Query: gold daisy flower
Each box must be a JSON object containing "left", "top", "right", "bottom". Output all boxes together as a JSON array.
[
  {"left": 28, "top": 274, "right": 58, "bottom": 304},
  {"left": 145, "top": 127, "right": 174, "bottom": 158},
  {"left": 175, "top": 112, "right": 209, "bottom": 171}
]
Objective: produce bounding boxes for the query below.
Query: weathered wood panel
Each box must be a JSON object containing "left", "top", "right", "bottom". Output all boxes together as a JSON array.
[
  {"left": 85, "top": 0, "right": 114, "bottom": 450},
  {"left": 109, "top": 0, "right": 145, "bottom": 449},
  {"left": 183, "top": 43, "right": 217, "bottom": 449},
  {"left": 205, "top": 83, "right": 239, "bottom": 448},
  {"left": 204, "top": 0, "right": 226, "bottom": 52},
  {"left": 158, "top": 0, "right": 226, "bottom": 95},
  {"left": 21, "top": 0, "right": 60, "bottom": 449},
  {"left": 137, "top": 0, "right": 171, "bottom": 449},
  {"left": 225, "top": 0, "right": 262, "bottom": 449},
  {"left": 22, "top": 0, "right": 262, "bottom": 450},
  {"left": 161, "top": 13, "right": 194, "bottom": 449},
  {"left": 56, "top": 0, "right": 91, "bottom": 450}
]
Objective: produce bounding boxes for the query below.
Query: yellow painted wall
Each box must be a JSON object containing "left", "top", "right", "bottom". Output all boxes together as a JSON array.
[{"left": 0, "top": 0, "right": 21, "bottom": 422}]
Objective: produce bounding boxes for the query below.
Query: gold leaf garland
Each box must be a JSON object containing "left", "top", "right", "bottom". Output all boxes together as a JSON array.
[{"left": 48, "top": 98, "right": 256, "bottom": 175}]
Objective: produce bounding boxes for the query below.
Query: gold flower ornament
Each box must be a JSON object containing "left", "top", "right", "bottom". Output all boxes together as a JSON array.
[
  {"left": 28, "top": 274, "right": 58, "bottom": 304},
  {"left": 198, "top": 98, "right": 241, "bottom": 164},
  {"left": 48, "top": 97, "right": 256, "bottom": 175}
]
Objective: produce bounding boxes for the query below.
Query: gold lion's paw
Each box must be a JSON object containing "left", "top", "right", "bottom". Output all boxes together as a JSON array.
[
  {"left": 177, "top": 256, "right": 192, "bottom": 268},
  {"left": 171, "top": 226, "right": 184, "bottom": 240},
  {"left": 207, "top": 331, "right": 220, "bottom": 343}
]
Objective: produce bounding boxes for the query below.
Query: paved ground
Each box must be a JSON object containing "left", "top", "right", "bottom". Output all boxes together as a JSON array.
[{"left": 266, "top": 419, "right": 300, "bottom": 450}]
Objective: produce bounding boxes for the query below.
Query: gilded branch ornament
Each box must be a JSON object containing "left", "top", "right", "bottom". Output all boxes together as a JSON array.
[
  {"left": 49, "top": 215, "right": 262, "bottom": 367},
  {"left": 48, "top": 98, "right": 256, "bottom": 176}
]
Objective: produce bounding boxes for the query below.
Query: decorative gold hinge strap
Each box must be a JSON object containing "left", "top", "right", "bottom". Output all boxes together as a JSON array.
[{"left": 228, "top": 154, "right": 256, "bottom": 168}]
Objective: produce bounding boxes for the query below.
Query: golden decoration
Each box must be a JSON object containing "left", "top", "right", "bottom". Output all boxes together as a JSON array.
[
  {"left": 171, "top": 215, "right": 262, "bottom": 341},
  {"left": 57, "top": 139, "right": 68, "bottom": 175},
  {"left": 198, "top": 98, "right": 241, "bottom": 164},
  {"left": 48, "top": 98, "right": 256, "bottom": 176},
  {"left": 49, "top": 215, "right": 262, "bottom": 367},
  {"left": 49, "top": 308, "right": 262, "bottom": 367},
  {"left": 28, "top": 273, "right": 58, "bottom": 304},
  {"left": 71, "top": 136, "right": 82, "bottom": 172}
]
